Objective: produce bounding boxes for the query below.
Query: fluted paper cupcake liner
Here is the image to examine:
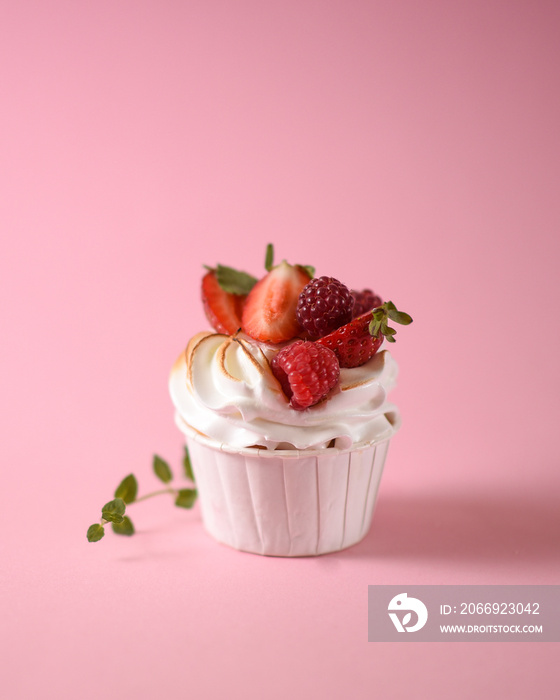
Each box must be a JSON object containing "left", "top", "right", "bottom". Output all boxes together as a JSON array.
[{"left": 178, "top": 419, "right": 391, "bottom": 556}]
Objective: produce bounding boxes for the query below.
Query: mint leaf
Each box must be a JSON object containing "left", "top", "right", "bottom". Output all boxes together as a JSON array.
[
  {"left": 215, "top": 265, "right": 257, "bottom": 295},
  {"left": 112, "top": 516, "right": 135, "bottom": 536},
  {"left": 101, "top": 497, "right": 126, "bottom": 524},
  {"left": 265, "top": 243, "right": 274, "bottom": 271},
  {"left": 175, "top": 489, "right": 197, "bottom": 509},
  {"left": 153, "top": 455, "right": 173, "bottom": 483},
  {"left": 87, "top": 523, "right": 105, "bottom": 542},
  {"left": 183, "top": 446, "right": 195, "bottom": 482},
  {"left": 114, "top": 474, "right": 138, "bottom": 504}
]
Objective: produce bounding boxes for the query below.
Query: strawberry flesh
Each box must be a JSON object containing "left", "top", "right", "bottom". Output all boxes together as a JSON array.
[
  {"left": 242, "top": 262, "right": 311, "bottom": 343},
  {"left": 201, "top": 270, "right": 245, "bottom": 335}
]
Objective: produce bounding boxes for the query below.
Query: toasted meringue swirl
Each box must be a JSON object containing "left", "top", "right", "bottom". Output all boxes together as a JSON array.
[{"left": 169, "top": 332, "right": 401, "bottom": 451}]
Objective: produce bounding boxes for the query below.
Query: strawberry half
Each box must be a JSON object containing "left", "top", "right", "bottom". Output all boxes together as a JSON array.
[
  {"left": 201, "top": 270, "right": 245, "bottom": 335},
  {"left": 316, "top": 313, "right": 383, "bottom": 368},
  {"left": 316, "top": 301, "right": 413, "bottom": 368},
  {"left": 242, "top": 261, "right": 311, "bottom": 343}
]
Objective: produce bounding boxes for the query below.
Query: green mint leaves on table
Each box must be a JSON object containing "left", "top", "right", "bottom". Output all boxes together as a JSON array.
[{"left": 86, "top": 447, "right": 197, "bottom": 542}]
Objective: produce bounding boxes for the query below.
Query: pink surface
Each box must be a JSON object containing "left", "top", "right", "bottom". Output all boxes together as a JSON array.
[{"left": 1, "top": 1, "right": 559, "bottom": 698}]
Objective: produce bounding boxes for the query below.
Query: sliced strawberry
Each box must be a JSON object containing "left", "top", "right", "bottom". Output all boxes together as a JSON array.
[
  {"left": 201, "top": 270, "right": 245, "bottom": 335},
  {"left": 316, "top": 301, "right": 413, "bottom": 368},
  {"left": 241, "top": 261, "right": 311, "bottom": 343}
]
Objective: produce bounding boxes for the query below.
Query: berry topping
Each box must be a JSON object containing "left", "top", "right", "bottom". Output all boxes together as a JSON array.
[
  {"left": 296, "top": 276, "right": 355, "bottom": 339},
  {"left": 242, "top": 261, "right": 311, "bottom": 343},
  {"left": 316, "top": 313, "right": 383, "bottom": 368},
  {"left": 201, "top": 270, "right": 245, "bottom": 335},
  {"left": 317, "top": 301, "right": 413, "bottom": 368},
  {"left": 351, "top": 288, "right": 383, "bottom": 318},
  {"left": 271, "top": 340, "right": 340, "bottom": 410}
]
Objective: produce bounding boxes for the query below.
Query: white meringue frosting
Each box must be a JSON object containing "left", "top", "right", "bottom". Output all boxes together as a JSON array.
[{"left": 169, "top": 332, "right": 401, "bottom": 451}]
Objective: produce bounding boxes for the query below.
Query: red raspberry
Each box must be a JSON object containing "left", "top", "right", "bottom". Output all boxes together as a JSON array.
[
  {"left": 351, "top": 289, "right": 383, "bottom": 318},
  {"left": 296, "top": 277, "right": 354, "bottom": 339},
  {"left": 270, "top": 340, "right": 340, "bottom": 410}
]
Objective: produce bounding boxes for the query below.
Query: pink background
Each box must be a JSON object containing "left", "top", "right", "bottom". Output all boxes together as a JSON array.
[{"left": 2, "top": 0, "right": 559, "bottom": 698}]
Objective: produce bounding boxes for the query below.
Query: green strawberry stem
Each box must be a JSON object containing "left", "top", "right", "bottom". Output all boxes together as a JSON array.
[
  {"left": 265, "top": 243, "right": 274, "bottom": 271},
  {"left": 368, "top": 301, "right": 413, "bottom": 343}
]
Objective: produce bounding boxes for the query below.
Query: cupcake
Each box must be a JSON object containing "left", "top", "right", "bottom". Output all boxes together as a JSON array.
[{"left": 169, "top": 247, "right": 411, "bottom": 556}]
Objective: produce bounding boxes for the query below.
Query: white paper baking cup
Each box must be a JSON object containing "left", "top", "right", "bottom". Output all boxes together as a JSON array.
[{"left": 175, "top": 416, "right": 392, "bottom": 557}]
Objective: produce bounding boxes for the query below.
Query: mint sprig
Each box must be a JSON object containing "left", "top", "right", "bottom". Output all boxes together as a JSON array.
[
  {"left": 87, "top": 523, "right": 105, "bottom": 542},
  {"left": 86, "top": 447, "right": 197, "bottom": 543},
  {"left": 175, "top": 489, "right": 197, "bottom": 509},
  {"left": 112, "top": 516, "right": 134, "bottom": 536},
  {"left": 183, "top": 447, "right": 195, "bottom": 482},
  {"left": 114, "top": 474, "right": 137, "bottom": 503},
  {"left": 153, "top": 455, "right": 172, "bottom": 483},
  {"left": 101, "top": 498, "right": 126, "bottom": 524},
  {"left": 368, "top": 301, "right": 413, "bottom": 343}
]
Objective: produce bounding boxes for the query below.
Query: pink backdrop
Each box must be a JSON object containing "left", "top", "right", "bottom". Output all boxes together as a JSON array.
[{"left": 2, "top": 1, "right": 559, "bottom": 698}]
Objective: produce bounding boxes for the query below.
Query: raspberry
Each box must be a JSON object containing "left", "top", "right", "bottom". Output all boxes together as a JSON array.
[
  {"left": 351, "top": 289, "right": 383, "bottom": 318},
  {"left": 270, "top": 340, "right": 340, "bottom": 410},
  {"left": 296, "top": 276, "right": 354, "bottom": 339}
]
